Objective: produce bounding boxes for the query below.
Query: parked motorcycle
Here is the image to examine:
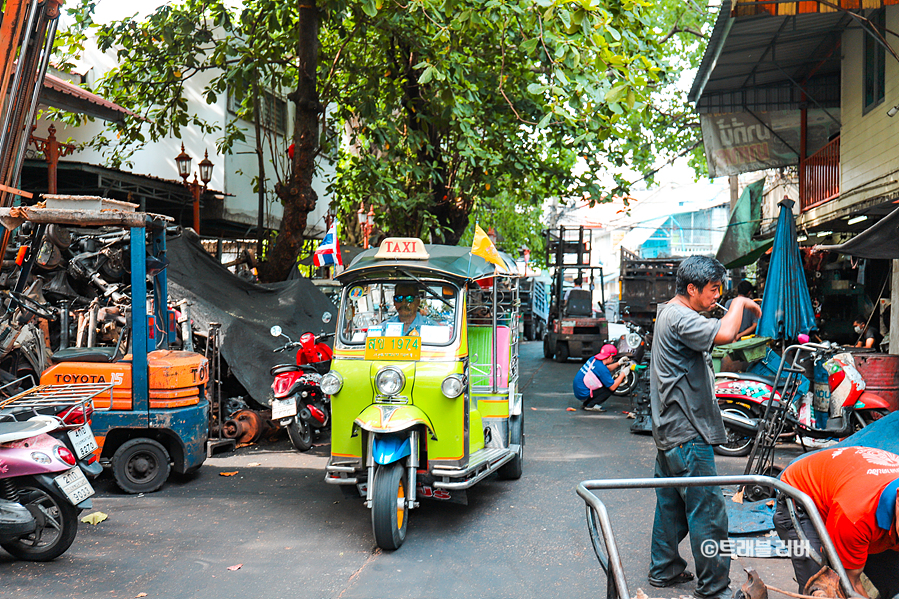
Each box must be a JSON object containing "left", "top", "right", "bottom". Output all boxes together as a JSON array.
[
  {"left": 268, "top": 313, "right": 334, "bottom": 452},
  {"left": 715, "top": 341, "right": 892, "bottom": 458},
  {"left": 611, "top": 322, "right": 649, "bottom": 397},
  {"left": 0, "top": 416, "right": 94, "bottom": 561},
  {"left": 0, "top": 384, "right": 105, "bottom": 480}
]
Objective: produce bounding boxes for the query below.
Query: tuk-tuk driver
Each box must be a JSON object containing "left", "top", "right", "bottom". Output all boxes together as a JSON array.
[{"left": 387, "top": 283, "right": 436, "bottom": 336}]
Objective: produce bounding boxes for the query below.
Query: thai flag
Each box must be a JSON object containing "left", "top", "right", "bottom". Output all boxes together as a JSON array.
[{"left": 313, "top": 224, "right": 342, "bottom": 267}]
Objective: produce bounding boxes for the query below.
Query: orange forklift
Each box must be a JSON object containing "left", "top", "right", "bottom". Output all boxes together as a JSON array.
[{"left": 4, "top": 205, "right": 209, "bottom": 493}]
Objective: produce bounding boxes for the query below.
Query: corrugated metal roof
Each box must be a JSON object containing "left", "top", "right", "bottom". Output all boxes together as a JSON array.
[
  {"left": 690, "top": 0, "right": 849, "bottom": 113},
  {"left": 40, "top": 73, "right": 138, "bottom": 123}
]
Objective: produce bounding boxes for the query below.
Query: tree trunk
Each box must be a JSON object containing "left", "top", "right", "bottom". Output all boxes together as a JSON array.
[
  {"left": 257, "top": 0, "right": 321, "bottom": 282},
  {"left": 397, "top": 43, "right": 471, "bottom": 245}
]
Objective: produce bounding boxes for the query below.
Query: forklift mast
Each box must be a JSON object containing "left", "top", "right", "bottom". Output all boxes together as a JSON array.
[{"left": 1, "top": 0, "right": 64, "bottom": 208}]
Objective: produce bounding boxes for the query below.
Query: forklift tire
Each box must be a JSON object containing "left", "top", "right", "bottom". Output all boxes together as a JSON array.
[
  {"left": 542, "top": 337, "right": 554, "bottom": 360},
  {"left": 112, "top": 438, "right": 171, "bottom": 494},
  {"left": 554, "top": 343, "right": 569, "bottom": 363}
]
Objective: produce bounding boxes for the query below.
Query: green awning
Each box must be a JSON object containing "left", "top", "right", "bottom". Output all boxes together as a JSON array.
[{"left": 716, "top": 179, "right": 769, "bottom": 269}]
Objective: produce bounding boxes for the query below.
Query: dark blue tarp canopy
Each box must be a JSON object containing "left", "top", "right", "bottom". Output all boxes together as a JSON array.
[{"left": 756, "top": 199, "right": 817, "bottom": 341}]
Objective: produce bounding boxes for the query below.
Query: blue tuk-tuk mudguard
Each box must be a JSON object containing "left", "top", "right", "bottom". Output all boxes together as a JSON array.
[
  {"left": 353, "top": 404, "right": 436, "bottom": 439},
  {"left": 372, "top": 434, "right": 412, "bottom": 465}
]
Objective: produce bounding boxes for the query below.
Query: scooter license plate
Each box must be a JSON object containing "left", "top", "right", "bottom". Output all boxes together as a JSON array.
[
  {"left": 271, "top": 398, "right": 297, "bottom": 420},
  {"left": 67, "top": 424, "right": 98, "bottom": 460},
  {"left": 54, "top": 467, "right": 94, "bottom": 505}
]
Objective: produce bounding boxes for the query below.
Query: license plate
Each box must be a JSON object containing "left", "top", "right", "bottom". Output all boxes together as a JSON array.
[
  {"left": 271, "top": 398, "right": 297, "bottom": 420},
  {"left": 54, "top": 467, "right": 94, "bottom": 504},
  {"left": 67, "top": 424, "right": 98, "bottom": 460}
]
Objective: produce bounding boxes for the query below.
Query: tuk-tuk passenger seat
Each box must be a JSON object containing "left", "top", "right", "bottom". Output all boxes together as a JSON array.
[{"left": 467, "top": 325, "right": 510, "bottom": 388}]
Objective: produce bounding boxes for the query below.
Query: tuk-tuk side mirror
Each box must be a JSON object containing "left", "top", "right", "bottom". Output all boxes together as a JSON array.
[
  {"left": 322, "top": 312, "right": 332, "bottom": 324},
  {"left": 270, "top": 325, "right": 282, "bottom": 337}
]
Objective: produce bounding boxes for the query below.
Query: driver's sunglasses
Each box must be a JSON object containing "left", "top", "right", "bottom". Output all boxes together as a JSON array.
[{"left": 393, "top": 295, "right": 418, "bottom": 304}]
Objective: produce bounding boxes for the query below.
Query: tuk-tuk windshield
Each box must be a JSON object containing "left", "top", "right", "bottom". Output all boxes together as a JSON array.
[{"left": 339, "top": 280, "right": 458, "bottom": 346}]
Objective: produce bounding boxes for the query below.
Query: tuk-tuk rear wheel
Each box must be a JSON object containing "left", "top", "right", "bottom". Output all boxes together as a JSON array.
[
  {"left": 371, "top": 462, "right": 408, "bottom": 550},
  {"left": 498, "top": 413, "right": 523, "bottom": 480}
]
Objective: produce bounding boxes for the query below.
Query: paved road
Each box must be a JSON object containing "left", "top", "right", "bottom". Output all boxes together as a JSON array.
[{"left": 2, "top": 342, "right": 801, "bottom": 598}]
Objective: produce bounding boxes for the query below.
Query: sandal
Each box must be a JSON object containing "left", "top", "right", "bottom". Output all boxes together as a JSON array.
[{"left": 648, "top": 571, "right": 695, "bottom": 588}]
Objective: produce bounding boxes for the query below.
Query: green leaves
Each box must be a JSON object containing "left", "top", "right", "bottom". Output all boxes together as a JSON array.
[{"left": 58, "top": 0, "right": 713, "bottom": 263}]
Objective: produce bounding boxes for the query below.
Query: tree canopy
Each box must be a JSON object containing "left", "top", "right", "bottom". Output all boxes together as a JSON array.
[{"left": 58, "top": 0, "right": 714, "bottom": 279}]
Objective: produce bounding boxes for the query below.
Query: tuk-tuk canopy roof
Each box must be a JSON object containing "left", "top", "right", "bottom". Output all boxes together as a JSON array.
[{"left": 337, "top": 243, "right": 518, "bottom": 284}]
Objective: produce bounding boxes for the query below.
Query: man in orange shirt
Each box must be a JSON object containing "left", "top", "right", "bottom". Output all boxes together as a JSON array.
[{"left": 774, "top": 447, "right": 899, "bottom": 598}]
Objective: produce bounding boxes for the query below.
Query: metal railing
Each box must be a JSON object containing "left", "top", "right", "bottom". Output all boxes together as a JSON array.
[
  {"left": 800, "top": 136, "right": 840, "bottom": 211},
  {"left": 576, "top": 475, "right": 861, "bottom": 599}
]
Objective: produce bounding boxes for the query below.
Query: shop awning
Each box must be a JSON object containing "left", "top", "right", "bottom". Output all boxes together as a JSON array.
[
  {"left": 716, "top": 179, "right": 773, "bottom": 268},
  {"left": 818, "top": 205, "right": 899, "bottom": 259},
  {"left": 689, "top": 0, "right": 849, "bottom": 176}
]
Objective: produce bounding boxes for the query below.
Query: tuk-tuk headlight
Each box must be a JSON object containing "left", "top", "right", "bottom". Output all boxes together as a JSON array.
[
  {"left": 441, "top": 374, "right": 464, "bottom": 398},
  {"left": 375, "top": 367, "right": 405, "bottom": 396},
  {"left": 320, "top": 371, "right": 343, "bottom": 395}
]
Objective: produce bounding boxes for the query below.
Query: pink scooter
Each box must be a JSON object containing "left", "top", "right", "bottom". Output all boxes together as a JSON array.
[{"left": 0, "top": 418, "right": 94, "bottom": 561}]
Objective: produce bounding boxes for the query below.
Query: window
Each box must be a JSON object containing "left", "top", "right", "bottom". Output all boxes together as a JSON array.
[
  {"left": 863, "top": 11, "right": 886, "bottom": 113},
  {"left": 227, "top": 87, "right": 288, "bottom": 136}
]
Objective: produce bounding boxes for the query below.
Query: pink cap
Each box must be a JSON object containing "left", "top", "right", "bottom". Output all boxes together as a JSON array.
[{"left": 596, "top": 344, "right": 618, "bottom": 360}]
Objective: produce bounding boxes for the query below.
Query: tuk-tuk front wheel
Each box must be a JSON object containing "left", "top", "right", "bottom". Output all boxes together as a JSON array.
[
  {"left": 371, "top": 462, "right": 408, "bottom": 550},
  {"left": 112, "top": 438, "right": 171, "bottom": 494}
]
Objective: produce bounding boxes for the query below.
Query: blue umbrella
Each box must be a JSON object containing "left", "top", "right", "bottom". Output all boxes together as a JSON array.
[{"left": 756, "top": 199, "right": 817, "bottom": 341}]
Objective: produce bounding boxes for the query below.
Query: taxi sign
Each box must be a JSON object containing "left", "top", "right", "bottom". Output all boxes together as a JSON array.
[{"left": 375, "top": 238, "right": 429, "bottom": 260}]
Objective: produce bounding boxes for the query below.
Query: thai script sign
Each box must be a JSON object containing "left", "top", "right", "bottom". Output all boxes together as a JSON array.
[{"left": 700, "top": 109, "right": 840, "bottom": 177}]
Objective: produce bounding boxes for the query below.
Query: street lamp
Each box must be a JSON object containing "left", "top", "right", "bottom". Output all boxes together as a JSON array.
[
  {"left": 174, "top": 144, "right": 214, "bottom": 234},
  {"left": 357, "top": 202, "right": 375, "bottom": 249}
]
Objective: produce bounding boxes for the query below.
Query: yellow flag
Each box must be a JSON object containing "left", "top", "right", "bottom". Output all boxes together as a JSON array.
[{"left": 471, "top": 224, "right": 506, "bottom": 270}]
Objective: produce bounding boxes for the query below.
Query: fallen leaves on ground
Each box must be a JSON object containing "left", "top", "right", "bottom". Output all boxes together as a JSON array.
[
  {"left": 227, "top": 564, "right": 242, "bottom": 571},
  {"left": 731, "top": 489, "right": 744, "bottom": 504},
  {"left": 136, "top": 593, "right": 148, "bottom": 598},
  {"left": 80, "top": 512, "right": 108, "bottom": 525},
  {"left": 219, "top": 471, "right": 239, "bottom": 477},
  {"left": 566, "top": 407, "right": 577, "bottom": 411},
  {"left": 247, "top": 462, "right": 261, "bottom": 467}
]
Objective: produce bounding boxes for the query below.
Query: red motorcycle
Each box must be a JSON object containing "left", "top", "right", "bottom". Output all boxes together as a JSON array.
[{"left": 268, "top": 315, "right": 334, "bottom": 452}]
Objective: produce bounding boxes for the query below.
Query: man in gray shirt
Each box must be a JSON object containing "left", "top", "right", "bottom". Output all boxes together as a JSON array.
[{"left": 647, "top": 256, "right": 761, "bottom": 599}]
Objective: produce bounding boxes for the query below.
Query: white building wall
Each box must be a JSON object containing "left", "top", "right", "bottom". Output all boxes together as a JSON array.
[
  {"left": 840, "top": 8, "right": 899, "bottom": 203},
  {"left": 37, "top": 38, "right": 333, "bottom": 238}
]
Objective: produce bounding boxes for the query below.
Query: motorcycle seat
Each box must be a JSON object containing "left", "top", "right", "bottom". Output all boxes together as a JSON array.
[
  {"left": 51, "top": 347, "right": 122, "bottom": 364},
  {"left": 0, "top": 419, "right": 57, "bottom": 443},
  {"left": 270, "top": 364, "right": 301, "bottom": 376},
  {"left": 717, "top": 371, "right": 774, "bottom": 385}
]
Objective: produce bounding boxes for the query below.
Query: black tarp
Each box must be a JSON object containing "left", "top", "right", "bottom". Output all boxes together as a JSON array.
[
  {"left": 819, "top": 205, "right": 899, "bottom": 259},
  {"left": 165, "top": 232, "right": 337, "bottom": 406}
]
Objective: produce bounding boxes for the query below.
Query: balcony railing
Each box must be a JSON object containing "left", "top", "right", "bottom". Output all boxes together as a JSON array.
[{"left": 800, "top": 136, "right": 839, "bottom": 212}]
